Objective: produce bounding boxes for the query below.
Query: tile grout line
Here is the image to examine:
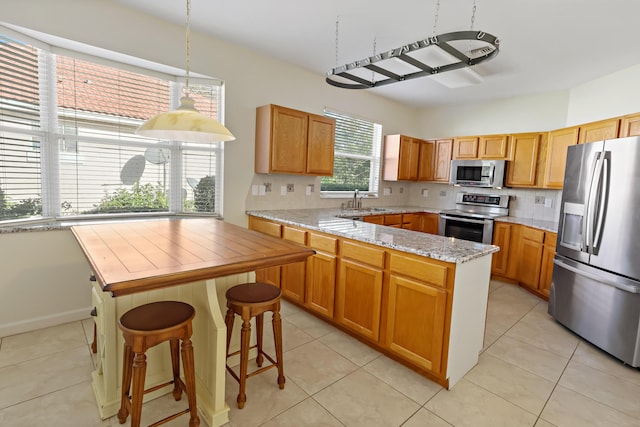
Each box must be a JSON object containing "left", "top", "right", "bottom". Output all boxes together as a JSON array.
[{"left": 532, "top": 340, "right": 579, "bottom": 426}]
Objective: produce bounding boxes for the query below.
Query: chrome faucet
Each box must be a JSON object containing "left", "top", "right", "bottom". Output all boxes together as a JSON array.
[{"left": 353, "top": 189, "right": 361, "bottom": 209}]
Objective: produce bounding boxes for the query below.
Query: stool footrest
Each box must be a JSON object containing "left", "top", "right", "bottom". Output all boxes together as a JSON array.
[
  {"left": 227, "top": 362, "right": 277, "bottom": 383},
  {"left": 143, "top": 379, "right": 177, "bottom": 396},
  {"left": 147, "top": 408, "right": 191, "bottom": 427}
]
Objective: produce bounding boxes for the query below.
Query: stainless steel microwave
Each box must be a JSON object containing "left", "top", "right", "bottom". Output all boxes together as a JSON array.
[{"left": 449, "top": 159, "right": 506, "bottom": 188}]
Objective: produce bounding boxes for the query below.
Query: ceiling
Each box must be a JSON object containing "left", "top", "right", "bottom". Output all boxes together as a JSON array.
[{"left": 113, "top": 0, "right": 640, "bottom": 109}]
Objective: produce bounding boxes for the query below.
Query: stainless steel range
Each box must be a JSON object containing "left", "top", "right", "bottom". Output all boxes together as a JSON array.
[{"left": 438, "top": 192, "right": 510, "bottom": 244}]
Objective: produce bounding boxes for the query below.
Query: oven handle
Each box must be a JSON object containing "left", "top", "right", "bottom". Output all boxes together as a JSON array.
[{"left": 439, "top": 214, "right": 488, "bottom": 225}]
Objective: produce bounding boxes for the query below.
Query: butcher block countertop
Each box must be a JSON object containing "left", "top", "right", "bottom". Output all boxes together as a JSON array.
[{"left": 71, "top": 217, "right": 315, "bottom": 296}]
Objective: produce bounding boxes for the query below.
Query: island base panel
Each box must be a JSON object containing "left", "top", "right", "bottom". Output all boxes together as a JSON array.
[{"left": 90, "top": 272, "right": 255, "bottom": 427}]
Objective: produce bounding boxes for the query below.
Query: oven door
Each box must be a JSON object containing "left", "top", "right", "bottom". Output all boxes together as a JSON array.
[{"left": 438, "top": 214, "right": 494, "bottom": 244}]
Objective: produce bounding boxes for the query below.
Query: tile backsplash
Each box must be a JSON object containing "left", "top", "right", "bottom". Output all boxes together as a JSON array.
[
  {"left": 406, "top": 183, "right": 562, "bottom": 222},
  {"left": 245, "top": 175, "right": 562, "bottom": 223}
]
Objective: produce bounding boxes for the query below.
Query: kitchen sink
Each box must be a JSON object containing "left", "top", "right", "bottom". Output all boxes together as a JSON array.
[{"left": 336, "top": 207, "right": 392, "bottom": 219}]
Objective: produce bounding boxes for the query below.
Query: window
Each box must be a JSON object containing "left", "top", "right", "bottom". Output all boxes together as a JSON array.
[
  {"left": 0, "top": 29, "right": 225, "bottom": 222},
  {"left": 320, "top": 109, "right": 382, "bottom": 196}
]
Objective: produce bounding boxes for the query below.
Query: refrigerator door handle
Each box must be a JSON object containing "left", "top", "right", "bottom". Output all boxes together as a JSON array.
[
  {"left": 592, "top": 155, "right": 609, "bottom": 253},
  {"left": 585, "top": 152, "right": 604, "bottom": 254},
  {"left": 554, "top": 258, "right": 640, "bottom": 293}
]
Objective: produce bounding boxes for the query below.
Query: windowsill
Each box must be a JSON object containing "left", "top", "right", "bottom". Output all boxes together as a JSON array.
[{"left": 0, "top": 212, "right": 222, "bottom": 234}]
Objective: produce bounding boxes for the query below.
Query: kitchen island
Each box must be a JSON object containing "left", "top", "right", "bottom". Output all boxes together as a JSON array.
[
  {"left": 71, "top": 218, "right": 314, "bottom": 427},
  {"left": 246, "top": 208, "right": 499, "bottom": 389}
]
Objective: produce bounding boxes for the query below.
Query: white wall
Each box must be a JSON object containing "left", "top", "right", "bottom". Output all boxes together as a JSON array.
[
  {"left": 566, "top": 64, "right": 640, "bottom": 126},
  {"left": 0, "top": 230, "right": 91, "bottom": 337},
  {"left": 417, "top": 91, "right": 571, "bottom": 138}
]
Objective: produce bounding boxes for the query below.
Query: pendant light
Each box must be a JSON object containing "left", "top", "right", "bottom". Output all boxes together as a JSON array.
[{"left": 136, "top": 0, "right": 235, "bottom": 143}]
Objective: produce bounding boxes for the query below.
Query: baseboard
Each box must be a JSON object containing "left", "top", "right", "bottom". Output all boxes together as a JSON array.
[{"left": 0, "top": 307, "right": 92, "bottom": 338}]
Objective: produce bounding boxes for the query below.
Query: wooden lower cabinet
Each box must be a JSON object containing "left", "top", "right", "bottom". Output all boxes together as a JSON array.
[
  {"left": 417, "top": 213, "right": 439, "bottom": 234},
  {"left": 363, "top": 212, "right": 439, "bottom": 234},
  {"left": 518, "top": 228, "right": 544, "bottom": 290},
  {"left": 249, "top": 216, "right": 282, "bottom": 287},
  {"left": 336, "top": 241, "right": 385, "bottom": 340},
  {"left": 280, "top": 226, "right": 307, "bottom": 302},
  {"left": 539, "top": 233, "right": 557, "bottom": 298},
  {"left": 247, "top": 215, "right": 460, "bottom": 385},
  {"left": 491, "top": 222, "right": 521, "bottom": 281},
  {"left": 336, "top": 259, "right": 383, "bottom": 340},
  {"left": 305, "top": 232, "right": 338, "bottom": 317},
  {"left": 386, "top": 274, "right": 447, "bottom": 373},
  {"left": 363, "top": 215, "right": 384, "bottom": 225},
  {"left": 514, "top": 226, "right": 557, "bottom": 299}
]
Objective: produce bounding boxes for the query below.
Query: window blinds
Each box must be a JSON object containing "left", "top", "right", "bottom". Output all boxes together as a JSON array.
[
  {"left": 0, "top": 35, "right": 43, "bottom": 219},
  {"left": 321, "top": 110, "right": 381, "bottom": 193},
  {"left": 0, "top": 31, "right": 225, "bottom": 221}
]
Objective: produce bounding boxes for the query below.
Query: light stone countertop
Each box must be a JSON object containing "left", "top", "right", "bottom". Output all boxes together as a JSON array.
[
  {"left": 495, "top": 216, "right": 559, "bottom": 233},
  {"left": 246, "top": 207, "right": 499, "bottom": 265}
]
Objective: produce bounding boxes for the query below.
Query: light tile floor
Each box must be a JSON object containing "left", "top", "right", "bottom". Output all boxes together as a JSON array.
[{"left": 1, "top": 280, "right": 640, "bottom": 426}]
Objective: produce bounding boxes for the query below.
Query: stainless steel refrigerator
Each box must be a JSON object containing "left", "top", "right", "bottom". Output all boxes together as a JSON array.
[{"left": 548, "top": 136, "right": 640, "bottom": 367}]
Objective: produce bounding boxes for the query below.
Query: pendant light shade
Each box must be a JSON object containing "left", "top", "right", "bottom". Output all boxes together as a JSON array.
[
  {"left": 136, "top": 96, "right": 235, "bottom": 143},
  {"left": 135, "top": 0, "right": 235, "bottom": 143}
]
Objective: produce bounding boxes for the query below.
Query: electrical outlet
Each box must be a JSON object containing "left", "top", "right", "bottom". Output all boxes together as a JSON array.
[
  {"left": 535, "top": 196, "right": 544, "bottom": 204},
  {"left": 383, "top": 187, "right": 391, "bottom": 196},
  {"left": 286, "top": 183, "right": 294, "bottom": 192},
  {"left": 305, "top": 184, "right": 313, "bottom": 196},
  {"left": 422, "top": 189, "right": 429, "bottom": 197},
  {"left": 280, "top": 185, "right": 287, "bottom": 196},
  {"left": 399, "top": 187, "right": 404, "bottom": 194},
  {"left": 264, "top": 182, "right": 272, "bottom": 192},
  {"left": 251, "top": 185, "right": 259, "bottom": 196},
  {"left": 439, "top": 190, "right": 447, "bottom": 197}
]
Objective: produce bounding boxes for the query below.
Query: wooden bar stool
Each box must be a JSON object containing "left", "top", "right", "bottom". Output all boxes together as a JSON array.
[
  {"left": 225, "top": 282, "right": 285, "bottom": 409},
  {"left": 117, "top": 301, "right": 200, "bottom": 427}
]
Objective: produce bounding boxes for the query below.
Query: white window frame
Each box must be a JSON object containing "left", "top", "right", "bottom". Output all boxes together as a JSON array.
[
  {"left": 0, "top": 25, "right": 227, "bottom": 223},
  {"left": 320, "top": 109, "right": 382, "bottom": 198}
]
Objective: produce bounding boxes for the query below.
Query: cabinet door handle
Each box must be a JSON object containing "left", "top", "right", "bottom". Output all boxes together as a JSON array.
[
  {"left": 90, "top": 274, "right": 96, "bottom": 282},
  {"left": 90, "top": 307, "right": 97, "bottom": 317}
]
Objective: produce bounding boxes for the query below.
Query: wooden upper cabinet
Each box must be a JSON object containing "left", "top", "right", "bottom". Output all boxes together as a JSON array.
[
  {"left": 505, "top": 133, "right": 542, "bottom": 187},
  {"left": 383, "top": 135, "right": 420, "bottom": 181},
  {"left": 433, "top": 139, "right": 453, "bottom": 182},
  {"left": 619, "top": 113, "right": 640, "bottom": 137},
  {"left": 417, "top": 140, "right": 435, "bottom": 181},
  {"left": 453, "top": 137, "right": 479, "bottom": 159},
  {"left": 255, "top": 104, "right": 335, "bottom": 175},
  {"left": 478, "top": 135, "right": 510, "bottom": 159},
  {"left": 306, "top": 114, "right": 336, "bottom": 175},
  {"left": 543, "top": 126, "right": 579, "bottom": 188},
  {"left": 578, "top": 118, "right": 620, "bottom": 144}
]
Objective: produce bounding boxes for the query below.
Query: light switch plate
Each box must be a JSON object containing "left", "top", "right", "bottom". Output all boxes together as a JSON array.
[
  {"left": 280, "top": 185, "right": 287, "bottom": 196},
  {"left": 383, "top": 187, "right": 391, "bottom": 196},
  {"left": 544, "top": 197, "right": 553, "bottom": 208},
  {"left": 422, "top": 189, "right": 429, "bottom": 197},
  {"left": 251, "top": 185, "right": 259, "bottom": 196}
]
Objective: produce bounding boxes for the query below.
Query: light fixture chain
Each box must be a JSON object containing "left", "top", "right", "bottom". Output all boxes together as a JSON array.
[
  {"left": 371, "top": 35, "right": 377, "bottom": 84},
  {"left": 432, "top": 0, "right": 440, "bottom": 37},
  {"left": 470, "top": 0, "right": 477, "bottom": 31},
  {"left": 334, "top": 16, "right": 340, "bottom": 69},
  {"left": 185, "top": 0, "right": 191, "bottom": 94},
  {"left": 468, "top": 0, "right": 478, "bottom": 56}
]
